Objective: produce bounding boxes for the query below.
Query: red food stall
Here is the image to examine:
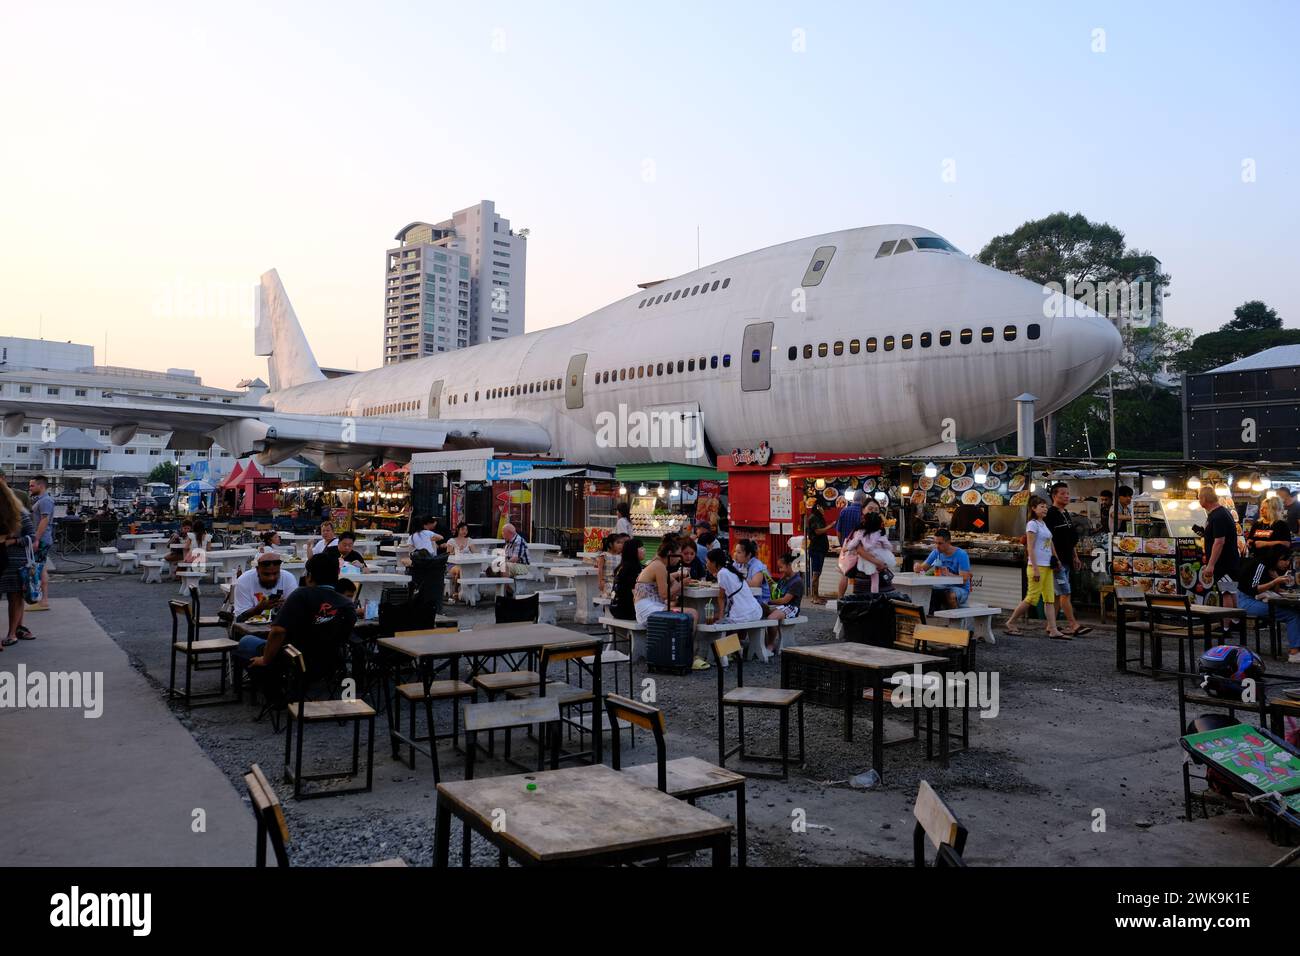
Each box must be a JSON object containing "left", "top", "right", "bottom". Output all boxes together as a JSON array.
[{"left": 718, "top": 448, "right": 884, "bottom": 569}]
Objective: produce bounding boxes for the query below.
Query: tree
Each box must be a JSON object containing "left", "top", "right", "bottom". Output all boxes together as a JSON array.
[
  {"left": 1223, "top": 299, "right": 1280, "bottom": 333},
  {"left": 147, "top": 461, "right": 178, "bottom": 486},
  {"left": 1115, "top": 324, "right": 1193, "bottom": 403},
  {"left": 976, "top": 212, "right": 1171, "bottom": 311}
]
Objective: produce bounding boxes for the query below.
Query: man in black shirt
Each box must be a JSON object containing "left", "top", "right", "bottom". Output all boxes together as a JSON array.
[
  {"left": 1044, "top": 482, "right": 1091, "bottom": 636},
  {"left": 245, "top": 553, "right": 356, "bottom": 668},
  {"left": 1280, "top": 487, "right": 1300, "bottom": 537},
  {"left": 1199, "top": 485, "right": 1240, "bottom": 610}
]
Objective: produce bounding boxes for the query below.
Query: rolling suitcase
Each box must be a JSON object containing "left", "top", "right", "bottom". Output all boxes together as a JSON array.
[
  {"left": 645, "top": 611, "right": 694, "bottom": 674},
  {"left": 645, "top": 574, "right": 694, "bottom": 674}
]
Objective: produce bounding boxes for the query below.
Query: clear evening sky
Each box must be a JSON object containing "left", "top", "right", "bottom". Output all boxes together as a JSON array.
[{"left": 2, "top": 1, "right": 1296, "bottom": 388}]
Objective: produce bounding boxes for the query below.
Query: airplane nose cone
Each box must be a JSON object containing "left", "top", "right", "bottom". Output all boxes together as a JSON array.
[{"left": 1040, "top": 288, "right": 1124, "bottom": 406}]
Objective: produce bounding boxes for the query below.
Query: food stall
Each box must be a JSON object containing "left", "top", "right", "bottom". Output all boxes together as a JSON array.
[
  {"left": 217, "top": 458, "right": 281, "bottom": 517},
  {"left": 353, "top": 462, "right": 411, "bottom": 532},
  {"left": 613, "top": 463, "right": 724, "bottom": 555}
]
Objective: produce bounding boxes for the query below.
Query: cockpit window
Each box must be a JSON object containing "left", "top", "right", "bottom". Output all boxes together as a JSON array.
[
  {"left": 875, "top": 240, "right": 897, "bottom": 258},
  {"left": 892, "top": 238, "right": 914, "bottom": 255},
  {"left": 913, "top": 236, "right": 960, "bottom": 253}
]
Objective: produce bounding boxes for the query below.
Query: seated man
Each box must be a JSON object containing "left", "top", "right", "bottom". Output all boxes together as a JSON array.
[
  {"left": 1236, "top": 548, "right": 1300, "bottom": 663},
  {"left": 310, "top": 520, "right": 336, "bottom": 556},
  {"left": 917, "top": 528, "right": 972, "bottom": 610},
  {"left": 497, "top": 523, "right": 530, "bottom": 589},
  {"left": 233, "top": 551, "right": 298, "bottom": 624},
  {"left": 234, "top": 553, "right": 356, "bottom": 670},
  {"left": 335, "top": 531, "right": 368, "bottom": 572}
]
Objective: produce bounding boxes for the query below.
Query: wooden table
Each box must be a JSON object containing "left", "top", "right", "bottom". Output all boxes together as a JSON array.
[
  {"left": 781, "top": 642, "right": 947, "bottom": 781},
  {"left": 434, "top": 763, "right": 732, "bottom": 867},
  {"left": 1116, "top": 601, "right": 1247, "bottom": 675},
  {"left": 377, "top": 622, "right": 604, "bottom": 774}
]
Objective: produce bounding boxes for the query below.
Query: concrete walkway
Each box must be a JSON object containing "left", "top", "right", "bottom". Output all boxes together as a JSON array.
[{"left": 0, "top": 599, "right": 249, "bottom": 865}]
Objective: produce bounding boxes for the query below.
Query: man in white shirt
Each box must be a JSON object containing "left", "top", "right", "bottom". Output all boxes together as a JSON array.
[
  {"left": 233, "top": 551, "right": 299, "bottom": 624},
  {"left": 310, "top": 520, "right": 336, "bottom": 556}
]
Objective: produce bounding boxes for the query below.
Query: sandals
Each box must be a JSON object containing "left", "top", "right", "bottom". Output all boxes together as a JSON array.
[
  {"left": 1, "top": 636, "right": 16, "bottom": 647},
  {"left": 16, "top": 625, "right": 34, "bottom": 640},
  {"left": 1003, "top": 626, "right": 1024, "bottom": 636},
  {"left": 1065, "top": 625, "right": 1093, "bottom": 636},
  {"left": 1048, "top": 631, "right": 1073, "bottom": 640}
]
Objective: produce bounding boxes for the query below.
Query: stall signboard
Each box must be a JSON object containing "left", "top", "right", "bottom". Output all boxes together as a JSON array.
[
  {"left": 695, "top": 479, "right": 722, "bottom": 529},
  {"left": 486, "top": 459, "right": 531, "bottom": 481},
  {"left": 730, "top": 441, "right": 772, "bottom": 466},
  {"left": 769, "top": 473, "right": 792, "bottom": 522},
  {"left": 330, "top": 508, "right": 353, "bottom": 532},
  {"left": 904, "top": 458, "right": 1031, "bottom": 508},
  {"left": 1110, "top": 534, "right": 1180, "bottom": 596}
]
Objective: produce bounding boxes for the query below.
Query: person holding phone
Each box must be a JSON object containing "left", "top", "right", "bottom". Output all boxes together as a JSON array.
[{"left": 233, "top": 551, "right": 299, "bottom": 623}]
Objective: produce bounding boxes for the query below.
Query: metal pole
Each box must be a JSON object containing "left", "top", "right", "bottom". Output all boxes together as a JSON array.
[{"left": 1108, "top": 372, "right": 1116, "bottom": 452}]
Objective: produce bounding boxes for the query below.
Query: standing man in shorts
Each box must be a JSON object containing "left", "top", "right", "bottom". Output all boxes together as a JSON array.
[
  {"left": 1200, "top": 484, "right": 1240, "bottom": 610},
  {"left": 28, "top": 475, "right": 55, "bottom": 612},
  {"left": 1044, "top": 482, "right": 1092, "bottom": 636}
]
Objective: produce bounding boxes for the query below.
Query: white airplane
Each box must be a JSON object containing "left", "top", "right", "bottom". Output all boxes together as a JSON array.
[{"left": 1, "top": 224, "right": 1122, "bottom": 470}]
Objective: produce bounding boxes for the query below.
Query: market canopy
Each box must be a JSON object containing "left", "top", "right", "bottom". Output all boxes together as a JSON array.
[
  {"left": 614, "top": 463, "right": 723, "bottom": 482},
  {"left": 497, "top": 466, "right": 587, "bottom": 482},
  {"left": 218, "top": 461, "right": 245, "bottom": 489},
  {"left": 178, "top": 478, "right": 217, "bottom": 493}
]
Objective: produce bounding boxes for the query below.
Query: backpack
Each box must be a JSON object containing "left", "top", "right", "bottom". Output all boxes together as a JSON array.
[{"left": 1198, "top": 645, "right": 1265, "bottom": 699}]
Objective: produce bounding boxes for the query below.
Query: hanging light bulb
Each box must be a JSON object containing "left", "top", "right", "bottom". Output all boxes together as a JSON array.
[
  {"left": 1187, "top": 476, "right": 1201, "bottom": 490},
  {"left": 1030, "top": 482, "right": 1036, "bottom": 493},
  {"left": 1236, "top": 476, "right": 1252, "bottom": 491},
  {"left": 924, "top": 462, "right": 938, "bottom": 479},
  {"left": 637, "top": 484, "right": 648, "bottom": 496},
  {"left": 777, "top": 474, "right": 789, "bottom": 489},
  {"left": 618, "top": 484, "right": 627, "bottom": 495},
  {"left": 656, "top": 484, "right": 666, "bottom": 497},
  {"left": 814, "top": 478, "right": 826, "bottom": 491},
  {"left": 874, "top": 491, "right": 887, "bottom": 503},
  {"left": 844, "top": 489, "right": 855, "bottom": 502},
  {"left": 900, "top": 484, "right": 911, "bottom": 496},
  {"left": 1261, "top": 477, "right": 1273, "bottom": 490},
  {"left": 1151, "top": 477, "right": 1166, "bottom": 490},
  {"left": 1252, "top": 479, "right": 1266, "bottom": 492},
  {"left": 973, "top": 467, "right": 988, "bottom": 486},
  {"left": 670, "top": 483, "right": 680, "bottom": 498},
  {"left": 1214, "top": 483, "right": 1230, "bottom": 496}
]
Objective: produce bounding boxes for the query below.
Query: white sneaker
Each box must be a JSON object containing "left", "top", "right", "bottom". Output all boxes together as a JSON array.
[
  {"left": 692, "top": 657, "right": 711, "bottom": 671},
  {"left": 1289, "top": 651, "right": 1300, "bottom": 664}
]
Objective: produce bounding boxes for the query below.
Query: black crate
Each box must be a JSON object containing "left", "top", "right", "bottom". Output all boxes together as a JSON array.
[{"left": 783, "top": 652, "right": 858, "bottom": 709}]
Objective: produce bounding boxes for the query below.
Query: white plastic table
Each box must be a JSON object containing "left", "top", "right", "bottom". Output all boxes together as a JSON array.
[
  {"left": 545, "top": 565, "right": 599, "bottom": 624},
  {"left": 886, "top": 572, "right": 939, "bottom": 609},
  {"left": 469, "top": 538, "right": 504, "bottom": 553},
  {"left": 122, "top": 534, "right": 167, "bottom": 553}
]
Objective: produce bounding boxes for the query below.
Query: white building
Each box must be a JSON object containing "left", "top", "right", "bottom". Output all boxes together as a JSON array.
[
  {"left": 383, "top": 200, "right": 527, "bottom": 364},
  {"left": 0, "top": 337, "right": 307, "bottom": 494}
]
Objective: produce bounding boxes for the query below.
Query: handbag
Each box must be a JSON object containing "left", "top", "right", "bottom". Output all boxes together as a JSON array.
[{"left": 21, "top": 539, "right": 43, "bottom": 605}]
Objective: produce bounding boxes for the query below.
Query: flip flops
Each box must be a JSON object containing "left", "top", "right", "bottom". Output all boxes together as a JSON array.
[
  {"left": 16, "top": 626, "right": 34, "bottom": 640},
  {"left": 1065, "top": 625, "right": 1093, "bottom": 636},
  {"left": 1049, "top": 631, "right": 1073, "bottom": 640}
]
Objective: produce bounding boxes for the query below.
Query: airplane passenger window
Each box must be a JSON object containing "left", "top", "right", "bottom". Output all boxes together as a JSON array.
[
  {"left": 655, "top": 294, "right": 664, "bottom": 304},
  {"left": 699, "top": 356, "right": 706, "bottom": 368},
  {"left": 866, "top": 338, "right": 878, "bottom": 353},
  {"left": 722, "top": 354, "right": 731, "bottom": 367},
  {"left": 692, "top": 285, "right": 699, "bottom": 295},
  {"left": 672, "top": 290, "right": 681, "bottom": 300},
  {"left": 710, "top": 356, "right": 718, "bottom": 368},
  {"left": 722, "top": 278, "right": 730, "bottom": 288},
  {"left": 849, "top": 339, "right": 860, "bottom": 354},
  {"left": 981, "top": 327, "right": 994, "bottom": 343},
  {"left": 570, "top": 375, "right": 577, "bottom": 387},
  {"left": 666, "top": 362, "right": 673, "bottom": 375},
  {"left": 901, "top": 335, "right": 913, "bottom": 349},
  {"left": 940, "top": 331, "right": 952, "bottom": 346},
  {"left": 920, "top": 333, "right": 932, "bottom": 348},
  {"left": 812, "top": 260, "right": 825, "bottom": 273},
  {"left": 750, "top": 350, "right": 760, "bottom": 364},
  {"left": 788, "top": 346, "right": 797, "bottom": 361},
  {"left": 689, "top": 359, "right": 696, "bottom": 371},
  {"left": 637, "top": 366, "right": 644, "bottom": 378},
  {"left": 657, "top": 363, "right": 664, "bottom": 375},
  {"left": 711, "top": 281, "right": 720, "bottom": 291},
  {"left": 960, "top": 329, "right": 973, "bottom": 344},
  {"left": 875, "top": 241, "right": 897, "bottom": 258},
  {"left": 884, "top": 336, "right": 895, "bottom": 351},
  {"left": 677, "top": 360, "right": 684, "bottom": 373},
  {"left": 1004, "top": 326, "right": 1017, "bottom": 341},
  {"left": 833, "top": 341, "right": 844, "bottom": 356},
  {"left": 1027, "top": 324, "right": 1041, "bottom": 340},
  {"left": 803, "top": 344, "right": 813, "bottom": 359},
  {"left": 474, "top": 391, "right": 479, "bottom": 400},
  {"left": 818, "top": 343, "right": 828, "bottom": 357}
]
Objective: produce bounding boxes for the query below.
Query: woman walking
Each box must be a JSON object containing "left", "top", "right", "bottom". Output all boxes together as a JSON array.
[
  {"left": 0, "top": 475, "right": 36, "bottom": 648},
  {"left": 1004, "top": 496, "right": 1066, "bottom": 639}
]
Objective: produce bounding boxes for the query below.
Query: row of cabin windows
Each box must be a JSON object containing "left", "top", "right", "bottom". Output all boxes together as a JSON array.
[
  {"left": 597, "top": 354, "right": 732, "bottom": 384},
  {"left": 637, "top": 277, "right": 731, "bottom": 309},
  {"left": 360, "top": 399, "right": 421, "bottom": 416},
  {"left": 450, "top": 378, "right": 564, "bottom": 406},
  {"left": 782, "top": 324, "right": 1041, "bottom": 361}
]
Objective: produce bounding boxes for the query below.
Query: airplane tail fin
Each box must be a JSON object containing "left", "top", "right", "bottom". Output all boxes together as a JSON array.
[{"left": 255, "top": 269, "right": 326, "bottom": 391}]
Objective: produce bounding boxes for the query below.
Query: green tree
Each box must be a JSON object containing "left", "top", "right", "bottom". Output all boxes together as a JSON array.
[
  {"left": 976, "top": 212, "right": 1171, "bottom": 309},
  {"left": 147, "top": 461, "right": 178, "bottom": 486},
  {"left": 1115, "top": 324, "right": 1193, "bottom": 403},
  {"left": 1223, "top": 299, "right": 1280, "bottom": 333}
]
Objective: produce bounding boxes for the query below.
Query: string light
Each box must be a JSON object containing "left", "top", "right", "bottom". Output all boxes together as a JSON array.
[
  {"left": 1151, "top": 477, "right": 1166, "bottom": 490},
  {"left": 1187, "top": 477, "right": 1201, "bottom": 490},
  {"left": 777, "top": 474, "right": 789, "bottom": 489},
  {"left": 637, "top": 484, "right": 648, "bottom": 496},
  {"left": 973, "top": 467, "right": 988, "bottom": 486},
  {"left": 618, "top": 484, "right": 627, "bottom": 495},
  {"left": 924, "top": 462, "right": 938, "bottom": 479},
  {"left": 900, "top": 484, "right": 911, "bottom": 496}
]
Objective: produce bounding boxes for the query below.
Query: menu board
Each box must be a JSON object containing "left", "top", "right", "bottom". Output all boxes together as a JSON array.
[
  {"left": 801, "top": 475, "right": 888, "bottom": 511},
  {"left": 904, "top": 459, "right": 1030, "bottom": 508},
  {"left": 695, "top": 480, "right": 722, "bottom": 530},
  {"left": 769, "top": 473, "right": 792, "bottom": 521},
  {"left": 1110, "top": 534, "right": 1179, "bottom": 595}
]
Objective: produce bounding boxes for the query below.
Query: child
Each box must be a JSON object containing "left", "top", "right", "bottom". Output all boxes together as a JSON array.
[{"left": 764, "top": 552, "right": 804, "bottom": 653}]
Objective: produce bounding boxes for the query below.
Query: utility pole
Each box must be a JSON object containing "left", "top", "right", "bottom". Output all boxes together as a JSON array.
[{"left": 1108, "top": 372, "right": 1116, "bottom": 451}]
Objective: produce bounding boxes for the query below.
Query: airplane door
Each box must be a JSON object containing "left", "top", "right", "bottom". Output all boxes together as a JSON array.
[
  {"left": 427, "top": 379, "right": 443, "bottom": 418},
  {"left": 565, "top": 354, "right": 587, "bottom": 409},
  {"left": 740, "top": 322, "right": 774, "bottom": 392}
]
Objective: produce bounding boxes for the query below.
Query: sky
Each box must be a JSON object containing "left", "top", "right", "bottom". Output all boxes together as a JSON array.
[{"left": 2, "top": 0, "right": 1297, "bottom": 388}]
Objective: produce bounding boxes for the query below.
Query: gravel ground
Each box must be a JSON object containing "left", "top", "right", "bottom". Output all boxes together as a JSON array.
[{"left": 49, "top": 560, "right": 1300, "bottom": 867}]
